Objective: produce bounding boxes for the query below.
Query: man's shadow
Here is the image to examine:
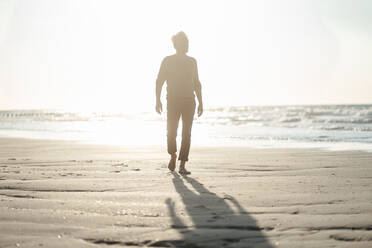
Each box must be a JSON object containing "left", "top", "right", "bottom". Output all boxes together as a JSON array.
[{"left": 158, "top": 173, "right": 274, "bottom": 248}]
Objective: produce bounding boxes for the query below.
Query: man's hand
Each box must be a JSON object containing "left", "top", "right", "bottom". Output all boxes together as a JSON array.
[
  {"left": 197, "top": 104, "right": 203, "bottom": 117},
  {"left": 156, "top": 100, "right": 162, "bottom": 114}
]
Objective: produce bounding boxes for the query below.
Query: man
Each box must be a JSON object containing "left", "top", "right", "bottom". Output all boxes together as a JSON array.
[{"left": 155, "top": 31, "right": 203, "bottom": 175}]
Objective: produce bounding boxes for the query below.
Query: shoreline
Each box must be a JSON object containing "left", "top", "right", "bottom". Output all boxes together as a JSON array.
[
  {"left": 1, "top": 135, "right": 372, "bottom": 154},
  {"left": 1, "top": 137, "right": 372, "bottom": 247}
]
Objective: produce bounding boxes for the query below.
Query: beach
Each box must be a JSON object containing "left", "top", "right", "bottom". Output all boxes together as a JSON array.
[
  {"left": 2, "top": 0, "right": 372, "bottom": 247},
  {"left": 0, "top": 138, "right": 371, "bottom": 247}
]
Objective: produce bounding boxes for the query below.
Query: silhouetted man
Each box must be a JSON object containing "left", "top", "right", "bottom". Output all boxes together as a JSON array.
[{"left": 155, "top": 31, "right": 203, "bottom": 175}]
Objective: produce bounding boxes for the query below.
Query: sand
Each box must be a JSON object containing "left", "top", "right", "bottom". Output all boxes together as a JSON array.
[{"left": 0, "top": 137, "right": 372, "bottom": 248}]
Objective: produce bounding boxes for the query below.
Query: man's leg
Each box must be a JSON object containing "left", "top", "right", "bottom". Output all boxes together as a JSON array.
[
  {"left": 179, "top": 98, "right": 195, "bottom": 174},
  {"left": 167, "top": 100, "right": 181, "bottom": 171}
]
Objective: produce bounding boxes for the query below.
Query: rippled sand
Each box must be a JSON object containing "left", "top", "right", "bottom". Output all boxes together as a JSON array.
[{"left": 0, "top": 138, "right": 372, "bottom": 247}]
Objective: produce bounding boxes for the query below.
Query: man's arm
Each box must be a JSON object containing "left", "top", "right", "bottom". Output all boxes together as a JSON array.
[
  {"left": 194, "top": 60, "right": 203, "bottom": 117},
  {"left": 156, "top": 78, "right": 165, "bottom": 102},
  {"left": 156, "top": 78, "right": 165, "bottom": 114},
  {"left": 155, "top": 58, "right": 167, "bottom": 114}
]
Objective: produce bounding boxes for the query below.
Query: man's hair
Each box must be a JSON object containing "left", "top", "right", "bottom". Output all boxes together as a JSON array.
[{"left": 172, "top": 31, "right": 188, "bottom": 52}]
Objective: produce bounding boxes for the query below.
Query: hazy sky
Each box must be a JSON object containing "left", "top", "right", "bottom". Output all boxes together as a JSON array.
[{"left": 0, "top": 0, "right": 371, "bottom": 111}]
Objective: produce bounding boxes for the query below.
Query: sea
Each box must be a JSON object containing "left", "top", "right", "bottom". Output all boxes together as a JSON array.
[{"left": 0, "top": 104, "right": 372, "bottom": 152}]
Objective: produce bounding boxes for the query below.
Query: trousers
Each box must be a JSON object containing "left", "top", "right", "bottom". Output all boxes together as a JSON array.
[{"left": 167, "top": 97, "right": 196, "bottom": 161}]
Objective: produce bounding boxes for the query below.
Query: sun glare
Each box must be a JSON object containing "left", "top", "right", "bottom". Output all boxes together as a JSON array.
[{"left": 0, "top": 0, "right": 371, "bottom": 111}]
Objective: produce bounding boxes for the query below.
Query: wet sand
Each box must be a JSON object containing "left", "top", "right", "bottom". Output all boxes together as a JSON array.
[{"left": 0, "top": 138, "right": 372, "bottom": 247}]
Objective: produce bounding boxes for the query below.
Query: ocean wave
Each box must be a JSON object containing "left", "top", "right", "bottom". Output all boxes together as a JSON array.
[
  {"left": 327, "top": 118, "right": 372, "bottom": 124},
  {"left": 0, "top": 110, "right": 138, "bottom": 122},
  {"left": 317, "top": 126, "right": 372, "bottom": 132},
  {"left": 1, "top": 105, "right": 372, "bottom": 135},
  {"left": 279, "top": 117, "right": 301, "bottom": 123}
]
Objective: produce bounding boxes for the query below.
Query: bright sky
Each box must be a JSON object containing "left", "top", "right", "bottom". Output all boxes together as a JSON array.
[{"left": 0, "top": 0, "right": 371, "bottom": 111}]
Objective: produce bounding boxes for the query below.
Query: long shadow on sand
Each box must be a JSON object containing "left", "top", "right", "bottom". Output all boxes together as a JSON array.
[{"left": 162, "top": 173, "right": 274, "bottom": 248}]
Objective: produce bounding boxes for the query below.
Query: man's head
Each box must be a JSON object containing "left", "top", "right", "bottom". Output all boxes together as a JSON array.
[{"left": 172, "top": 31, "right": 188, "bottom": 54}]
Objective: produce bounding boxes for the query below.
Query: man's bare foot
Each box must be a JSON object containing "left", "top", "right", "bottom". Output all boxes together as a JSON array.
[
  {"left": 168, "top": 153, "right": 177, "bottom": 171},
  {"left": 179, "top": 161, "right": 191, "bottom": 175},
  {"left": 179, "top": 168, "right": 191, "bottom": 175}
]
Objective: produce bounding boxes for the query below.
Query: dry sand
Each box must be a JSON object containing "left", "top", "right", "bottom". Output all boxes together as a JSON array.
[{"left": 0, "top": 138, "right": 372, "bottom": 248}]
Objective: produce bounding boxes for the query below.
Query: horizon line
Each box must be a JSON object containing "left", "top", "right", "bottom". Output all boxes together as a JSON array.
[{"left": 0, "top": 102, "right": 372, "bottom": 112}]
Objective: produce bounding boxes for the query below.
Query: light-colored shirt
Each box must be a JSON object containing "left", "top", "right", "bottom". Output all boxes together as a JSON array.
[{"left": 157, "top": 54, "right": 201, "bottom": 98}]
